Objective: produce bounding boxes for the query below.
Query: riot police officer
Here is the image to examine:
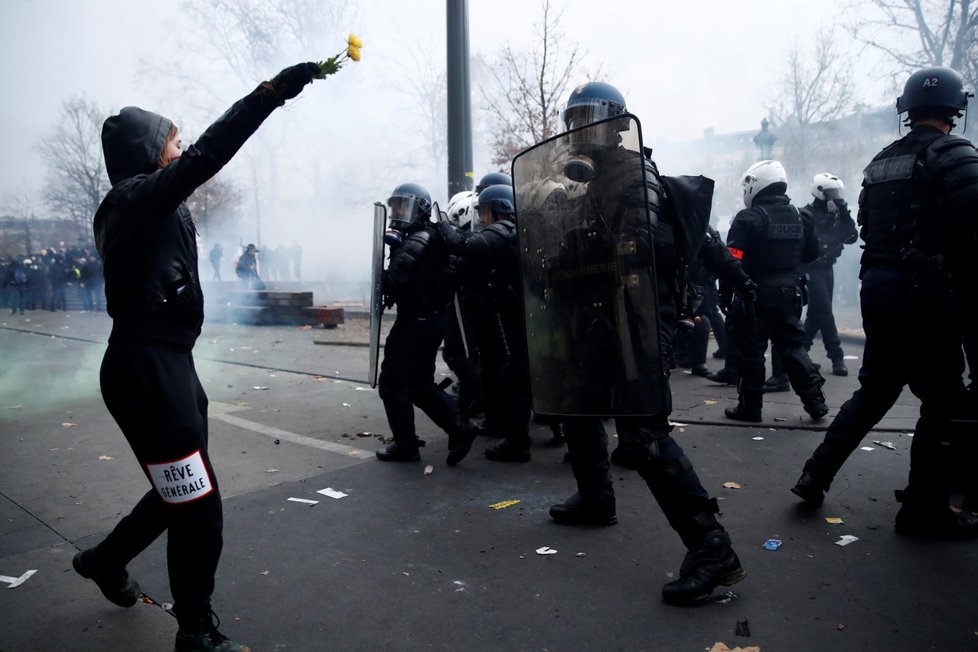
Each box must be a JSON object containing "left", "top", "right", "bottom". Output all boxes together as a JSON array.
[
  {"left": 767, "top": 173, "right": 858, "bottom": 387},
  {"left": 475, "top": 171, "right": 512, "bottom": 194},
  {"left": 376, "top": 182, "right": 478, "bottom": 465},
  {"left": 519, "top": 82, "right": 746, "bottom": 606},
  {"left": 792, "top": 67, "right": 978, "bottom": 538},
  {"left": 723, "top": 160, "right": 829, "bottom": 423},
  {"left": 438, "top": 184, "right": 533, "bottom": 461}
]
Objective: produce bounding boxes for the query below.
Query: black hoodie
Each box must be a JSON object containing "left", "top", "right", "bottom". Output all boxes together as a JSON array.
[{"left": 94, "top": 89, "right": 279, "bottom": 348}]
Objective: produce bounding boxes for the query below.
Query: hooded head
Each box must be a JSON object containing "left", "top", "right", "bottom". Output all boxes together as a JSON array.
[{"left": 101, "top": 106, "right": 174, "bottom": 185}]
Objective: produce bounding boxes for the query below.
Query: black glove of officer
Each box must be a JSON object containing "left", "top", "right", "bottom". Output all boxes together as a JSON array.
[{"left": 736, "top": 278, "right": 758, "bottom": 304}]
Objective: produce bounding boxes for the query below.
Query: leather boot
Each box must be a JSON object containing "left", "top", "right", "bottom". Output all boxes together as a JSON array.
[
  {"left": 549, "top": 492, "right": 617, "bottom": 526},
  {"left": 831, "top": 359, "right": 848, "bottom": 376},
  {"left": 894, "top": 490, "right": 978, "bottom": 539},
  {"left": 376, "top": 440, "right": 422, "bottom": 462},
  {"left": 763, "top": 374, "right": 789, "bottom": 392},
  {"left": 724, "top": 392, "right": 762, "bottom": 423},
  {"left": 791, "top": 458, "right": 832, "bottom": 507},
  {"left": 175, "top": 609, "right": 250, "bottom": 652},
  {"left": 661, "top": 529, "right": 746, "bottom": 606},
  {"left": 484, "top": 439, "right": 531, "bottom": 462},
  {"left": 446, "top": 415, "right": 478, "bottom": 466},
  {"left": 705, "top": 367, "right": 740, "bottom": 385}
]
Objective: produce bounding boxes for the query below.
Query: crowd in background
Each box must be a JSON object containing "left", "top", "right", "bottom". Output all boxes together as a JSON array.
[{"left": 0, "top": 243, "right": 103, "bottom": 314}]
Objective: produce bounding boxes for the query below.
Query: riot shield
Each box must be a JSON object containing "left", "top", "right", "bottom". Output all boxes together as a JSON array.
[
  {"left": 512, "top": 114, "right": 666, "bottom": 417},
  {"left": 368, "top": 202, "right": 386, "bottom": 388}
]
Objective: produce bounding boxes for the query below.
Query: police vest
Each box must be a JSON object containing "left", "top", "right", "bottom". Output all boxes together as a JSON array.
[
  {"left": 859, "top": 129, "right": 946, "bottom": 260},
  {"left": 745, "top": 202, "right": 804, "bottom": 279}
]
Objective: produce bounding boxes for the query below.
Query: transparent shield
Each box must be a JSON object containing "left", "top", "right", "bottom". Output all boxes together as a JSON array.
[
  {"left": 368, "top": 202, "right": 387, "bottom": 388},
  {"left": 512, "top": 114, "right": 666, "bottom": 417}
]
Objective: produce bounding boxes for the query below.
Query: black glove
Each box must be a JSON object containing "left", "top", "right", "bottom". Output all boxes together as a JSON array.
[
  {"left": 737, "top": 278, "right": 758, "bottom": 304},
  {"left": 269, "top": 62, "right": 320, "bottom": 102}
]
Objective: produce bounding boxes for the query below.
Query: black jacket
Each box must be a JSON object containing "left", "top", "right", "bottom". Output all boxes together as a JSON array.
[{"left": 94, "top": 89, "right": 279, "bottom": 348}]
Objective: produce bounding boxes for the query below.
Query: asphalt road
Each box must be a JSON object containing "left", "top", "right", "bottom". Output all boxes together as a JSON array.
[{"left": 0, "top": 309, "right": 974, "bottom": 652}]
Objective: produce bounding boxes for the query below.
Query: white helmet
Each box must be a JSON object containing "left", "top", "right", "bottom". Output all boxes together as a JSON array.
[
  {"left": 810, "top": 172, "right": 845, "bottom": 202},
  {"left": 445, "top": 190, "right": 477, "bottom": 230},
  {"left": 741, "top": 160, "right": 788, "bottom": 208}
]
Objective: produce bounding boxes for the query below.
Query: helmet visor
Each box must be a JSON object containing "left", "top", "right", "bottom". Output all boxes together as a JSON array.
[{"left": 387, "top": 194, "right": 424, "bottom": 226}]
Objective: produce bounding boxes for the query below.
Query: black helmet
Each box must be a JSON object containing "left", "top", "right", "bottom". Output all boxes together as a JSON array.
[
  {"left": 476, "top": 184, "right": 515, "bottom": 228},
  {"left": 475, "top": 171, "right": 512, "bottom": 194},
  {"left": 896, "top": 66, "right": 971, "bottom": 115},
  {"left": 561, "top": 81, "right": 627, "bottom": 131},
  {"left": 387, "top": 182, "right": 432, "bottom": 231}
]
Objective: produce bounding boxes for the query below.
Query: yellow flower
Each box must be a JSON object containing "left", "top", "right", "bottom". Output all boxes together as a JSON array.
[{"left": 314, "top": 34, "right": 363, "bottom": 79}]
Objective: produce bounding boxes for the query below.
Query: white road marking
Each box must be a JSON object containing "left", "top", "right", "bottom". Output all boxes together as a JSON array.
[
  {"left": 209, "top": 402, "right": 374, "bottom": 460},
  {"left": 1, "top": 570, "right": 36, "bottom": 588}
]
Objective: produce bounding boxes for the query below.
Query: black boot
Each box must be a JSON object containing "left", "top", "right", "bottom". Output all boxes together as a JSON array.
[
  {"left": 791, "top": 458, "right": 832, "bottom": 507},
  {"left": 724, "top": 391, "right": 762, "bottom": 423},
  {"left": 376, "top": 440, "right": 423, "bottom": 462},
  {"left": 804, "top": 400, "right": 829, "bottom": 421},
  {"left": 484, "top": 439, "right": 531, "bottom": 462},
  {"left": 894, "top": 491, "right": 978, "bottom": 539},
  {"left": 174, "top": 610, "right": 250, "bottom": 652},
  {"left": 446, "top": 415, "right": 478, "bottom": 466},
  {"left": 762, "top": 374, "right": 789, "bottom": 392},
  {"left": 705, "top": 368, "right": 740, "bottom": 385},
  {"left": 831, "top": 359, "right": 848, "bottom": 376},
  {"left": 661, "top": 530, "right": 746, "bottom": 606},
  {"left": 72, "top": 548, "right": 141, "bottom": 608},
  {"left": 549, "top": 492, "right": 617, "bottom": 526}
]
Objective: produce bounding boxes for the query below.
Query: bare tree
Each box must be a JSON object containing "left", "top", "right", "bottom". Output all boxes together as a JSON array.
[
  {"left": 1, "top": 187, "right": 41, "bottom": 255},
  {"left": 844, "top": 0, "right": 978, "bottom": 92},
  {"left": 37, "top": 96, "right": 111, "bottom": 231},
  {"left": 767, "top": 30, "right": 855, "bottom": 178},
  {"left": 481, "top": 0, "right": 599, "bottom": 167}
]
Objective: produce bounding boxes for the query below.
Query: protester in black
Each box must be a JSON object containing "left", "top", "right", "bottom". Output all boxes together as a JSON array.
[{"left": 74, "top": 62, "right": 320, "bottom": 652}]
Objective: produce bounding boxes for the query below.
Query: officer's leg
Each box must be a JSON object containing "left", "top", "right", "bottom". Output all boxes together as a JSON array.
[
  {"left": 377, "top": 319, "right": 424, "bottom": 461},
  {"left": 725, "top": 300, "right": 766, "bottom": 421},
  {"left": 766, "top": 348, "right": 789, "bottom": 392},
  {"left": 620, "top": 419, "right": 744, "bottom": 605},
  {"left": 897, "top": 315, "right": 977, "bottom": 537},
  {"left": 550, "top": 417, "right": 616, "bottom": 526},
  {"left": 774, "top": 288, "right": 828, "bottom": 419},
  {"left": 485, "top": 331, "right": 532, "bottom": 462}
]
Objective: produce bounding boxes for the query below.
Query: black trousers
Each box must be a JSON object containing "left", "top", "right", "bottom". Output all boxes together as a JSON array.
[
  {"left": 96, "top": 341, "right": 223, "bottom": 622},
  {"left": 476, "top": 309, "right": 531, "bottom": 449},
  {"left": 378, "top": 310, "right": 458, "bottom": 444},
  {"left": 803, "top": 264, "right": 844, "bottom": 362},
  {"left": 810, "top": 267, "right": 969, "bottom": 506},
  {"left": 731, "top": 285, "right": 824, "bottom": 406}
]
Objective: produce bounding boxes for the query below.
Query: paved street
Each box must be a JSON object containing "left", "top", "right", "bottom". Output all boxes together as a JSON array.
[{"left": 0, "top": 309, "right": 974, "bottom": 651}]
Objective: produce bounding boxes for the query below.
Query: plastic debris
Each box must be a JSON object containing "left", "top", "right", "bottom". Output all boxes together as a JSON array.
[
  {"left": 341, "top": 402, "right": 351, "bottom": 407},
  {"left": 835, "top": 535, "right": 859, "bottom": 546},
  {"left": 490, "top": 500, "right": 521, "bottom": 510},
  {"left": 723, "top": 482, "right": 742, "bottom": 489},
  {"left": 763, "top": 539, "right": 782, "bottom": 551},
  {"left": 317, "top": 487, "right": 347, "bottom": 499},
  {"left": 535, "top": 547, "right": 557, "bottom": 555},
  {"left": 423, "top": 465, "right": 434, "bottom": 475},
  {"left": 714, "top": 591, "right": 738, "bottom": 604},
  {"left": 287, "top": 497, "right": 318, "bottom": 506},
  {"left": 575, "top": 552, "right": 586, "bottom": 557},
  {"left": 252, "top": 386, "right": 269, "bottom": 390},
  {"left": 98, "top": 455, "right": 113, "bottom": 461},
  {"left": 266, "top": 468, "right": 279, "bottom": 474},
  {"left": 860, "top": 446, "right": 875, "bottom": 451},
  {"left": 735, "top": 619, "right": 751, "bottom": 637},
  {"left": 872, "top": 440, "right": 896, "bottom": 450},
  {"left": 61, "top": 422, "right": 78, "bottom": 428},
  {"left": 752, "top": 436, "right": 764, "bottom": 441},
  {"left": 825, "top": 517, "right": 844, "bottom": 524}
]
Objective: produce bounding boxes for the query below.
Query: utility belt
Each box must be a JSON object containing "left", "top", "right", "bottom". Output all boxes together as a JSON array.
[{"left": 752, "top": 271, "right": 802, "bottom": 288}]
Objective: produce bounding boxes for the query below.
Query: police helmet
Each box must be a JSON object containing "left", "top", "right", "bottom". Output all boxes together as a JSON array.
[
  {"left": 387, "top": 182, "right": 432, "bottom": 231},
  {"left": 811, "top": 172, "right": 845, "bottom": 202},
  {"left": 476, "top": 184, "right": 516, "bottom": 228},
  {"left": 445, "top": 190, "right": 477, "bottom": 230},
  {"left": 561, "top": 81, "right": 627, "bottom": 131},
  {"left": 741, "top": 160, "right": 788, "bottom": 208},
  {"left": 475, "top": 172, "right": 512, "bottom": 194},
  {"left": 896, "top": 67, "right": 971, "bottom": 118}
]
